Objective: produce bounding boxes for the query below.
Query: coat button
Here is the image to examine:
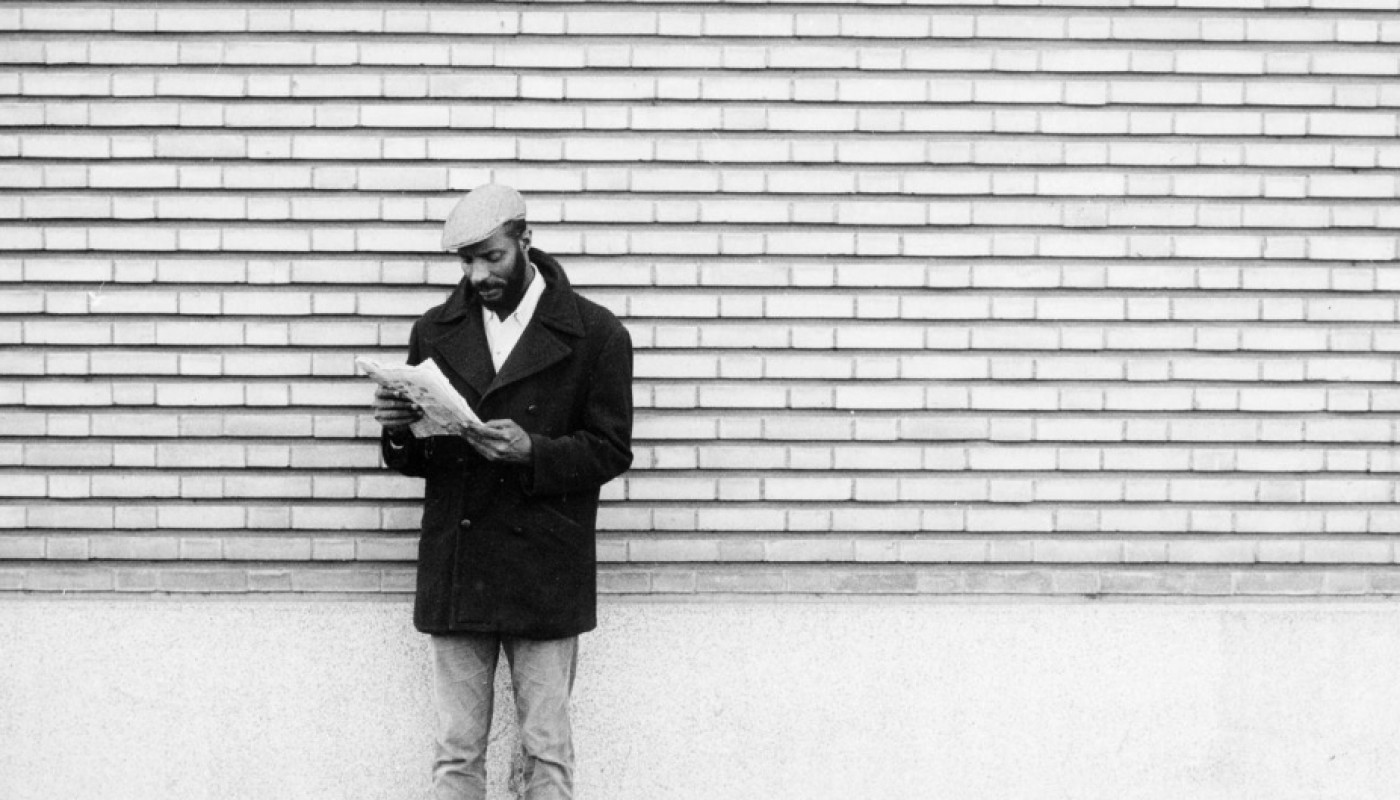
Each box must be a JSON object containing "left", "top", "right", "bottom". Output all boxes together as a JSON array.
[
  {"left": 527, "top": 403, "right": 538, "bottom": 413},
  {"left": 458, "top": 518, "right": 472, "bottom": 530}
]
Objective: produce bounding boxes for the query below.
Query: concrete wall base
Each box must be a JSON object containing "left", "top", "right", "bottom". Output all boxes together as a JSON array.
[{"left": 2, "top": 597, "right": 1397, "bottom": 800}]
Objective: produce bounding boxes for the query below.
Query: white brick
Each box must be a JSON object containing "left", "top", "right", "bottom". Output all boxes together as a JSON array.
[
  {"left": 23, "top": 9, "right": 112, "bottom": 30},
  {"left": 704, "top": 13, "right": 792, "bottom": 37}
]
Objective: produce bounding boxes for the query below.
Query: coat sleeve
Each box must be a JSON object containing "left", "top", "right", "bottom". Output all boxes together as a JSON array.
[
  {"left": 523, "top": 322, "right": 634, "bottom": 497},
  {"left": 380, "top": 318, "right": 435, "bottom": 478}
]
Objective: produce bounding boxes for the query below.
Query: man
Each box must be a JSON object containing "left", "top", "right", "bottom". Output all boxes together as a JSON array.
[{"left": 372, "top": 184, "right": 633, "bottom": 800}]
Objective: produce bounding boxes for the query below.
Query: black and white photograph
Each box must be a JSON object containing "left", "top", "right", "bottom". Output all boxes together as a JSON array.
[{"left": 2, "top": 1, "right": 1398, "bottom": 798}]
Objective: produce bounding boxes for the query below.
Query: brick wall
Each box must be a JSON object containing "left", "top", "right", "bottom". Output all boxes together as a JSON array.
[{"left": 3, "top": 1, "right": 1399, "bottom": 598}]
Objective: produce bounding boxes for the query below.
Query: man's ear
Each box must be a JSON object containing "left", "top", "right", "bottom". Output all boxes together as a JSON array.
[{"left": 518, "top": 229, "right": 532, "bottom": 251}]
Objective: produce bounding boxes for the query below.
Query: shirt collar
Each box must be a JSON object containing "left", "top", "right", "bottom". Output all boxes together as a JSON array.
[{"left": 484, "top": 261, "right": 544, "bottom": 328}]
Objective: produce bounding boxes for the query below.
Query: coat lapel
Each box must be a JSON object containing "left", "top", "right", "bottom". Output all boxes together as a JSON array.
[
  {"left": 486, "top": 283, "right": 583, "bottom": 398},
  {"left": 422, "top": 250, "right": 586, "bottom": 406},
  {"left": 425, "top": 289, "right": 494, "bottom": 401}
]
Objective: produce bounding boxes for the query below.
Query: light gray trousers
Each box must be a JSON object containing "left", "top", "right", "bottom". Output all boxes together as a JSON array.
[{"left": 429, "top": 634, "right": 579, "bottom": 800}]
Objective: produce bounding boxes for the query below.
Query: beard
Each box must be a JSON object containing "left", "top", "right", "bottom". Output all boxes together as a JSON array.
[{"left": 475, "top": 243, "right": 530, "bottom": 314}]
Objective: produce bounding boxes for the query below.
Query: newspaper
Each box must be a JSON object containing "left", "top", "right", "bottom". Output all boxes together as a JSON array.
[{"left": 357, "top": 356, "right": 482, "bottom": 438}]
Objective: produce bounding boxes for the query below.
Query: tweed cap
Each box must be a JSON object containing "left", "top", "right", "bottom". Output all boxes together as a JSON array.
[{"left": 440, "top": 184, "right": 526, "bottom": 251}]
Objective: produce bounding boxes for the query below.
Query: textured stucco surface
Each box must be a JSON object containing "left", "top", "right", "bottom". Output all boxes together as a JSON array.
[{"left": 2, "top": 597, "right": 1398, "bottom": 800}]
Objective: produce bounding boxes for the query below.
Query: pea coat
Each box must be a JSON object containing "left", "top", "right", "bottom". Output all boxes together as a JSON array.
[{"left": 381, "top": 249, "right": 633, "bottom": 638}]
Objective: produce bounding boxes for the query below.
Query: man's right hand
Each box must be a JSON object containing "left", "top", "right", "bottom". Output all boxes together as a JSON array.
[{"left": 373, "top": 386, "right": 422, "bottom": 431}]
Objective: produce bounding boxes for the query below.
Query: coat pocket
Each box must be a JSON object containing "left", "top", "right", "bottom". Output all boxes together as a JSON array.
[{"left": 497, "top": 504, "right": 587, "bottom": 624}]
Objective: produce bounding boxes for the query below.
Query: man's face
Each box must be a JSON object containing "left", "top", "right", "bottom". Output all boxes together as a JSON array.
[{"left": 457, "top": 225, "right": 531, "bottom": 314}]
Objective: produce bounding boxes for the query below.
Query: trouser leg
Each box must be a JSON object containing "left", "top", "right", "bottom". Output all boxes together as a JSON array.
[
  {"left": 430, "top": 633, "right": 500, "bottom": 800},
  {"left": 503, "top": 636, "right": 579, "bottom": 800}
]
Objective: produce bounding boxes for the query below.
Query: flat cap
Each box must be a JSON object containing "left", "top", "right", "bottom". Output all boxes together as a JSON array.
[{"left": 441, "top": 184, "right": 526, "bottom": 251}]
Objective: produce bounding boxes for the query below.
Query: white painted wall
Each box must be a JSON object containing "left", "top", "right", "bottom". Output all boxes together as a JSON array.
[{"left": 2, "top": 598, "right": 1397, "bottom": 800}]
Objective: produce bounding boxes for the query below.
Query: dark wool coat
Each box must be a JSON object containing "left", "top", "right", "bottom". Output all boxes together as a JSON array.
[{"left": 381, "top": 249, "right": 633, "bottom": 638}]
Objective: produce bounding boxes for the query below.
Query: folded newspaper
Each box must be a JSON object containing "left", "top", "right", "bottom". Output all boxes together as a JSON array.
[{"left": 357, "top": 356, "right": 483, "bottom": 438}]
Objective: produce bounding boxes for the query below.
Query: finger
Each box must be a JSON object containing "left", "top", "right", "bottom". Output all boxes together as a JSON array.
[
  {"left": 377, "top": 404, "right": 421, "bottom": 416},
  {"left": 473, "top": 424, "right": 511, "bottom": 440},
  {"left": 374, "top": 407, "right": 419, "bottom": 421},
  {"left": 376, "top": 409, "right": 418, "bottom": 419}
]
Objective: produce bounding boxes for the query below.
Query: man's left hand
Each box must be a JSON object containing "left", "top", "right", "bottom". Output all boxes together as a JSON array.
[{"left": 459, "top": 419, "right": 533, "bottom": 464}]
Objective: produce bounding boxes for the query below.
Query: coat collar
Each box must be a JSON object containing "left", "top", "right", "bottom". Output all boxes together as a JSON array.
[{"left": 425, "top": 249, "right": 585, "bottom": 404}]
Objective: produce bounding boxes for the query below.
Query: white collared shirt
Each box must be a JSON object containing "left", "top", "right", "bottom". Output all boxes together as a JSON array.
[{"left": 482, "top": 264, "right": 544, "bottom": 371}]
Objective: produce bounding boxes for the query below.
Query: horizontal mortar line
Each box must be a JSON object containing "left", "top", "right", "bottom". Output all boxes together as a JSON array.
[
  {"left": 7, "top": 409, "right": 1399, "bottom": 422},
  {"left": 1, "top": 540, "right": 1394, "bottom": 553},
  {"left": 0, "top": 558, "right": 414, "bottom": 569},
  {"left": 8, "top": 189, "right": 1400, "bottom": 205},
  {"left": 14, "top": 282, "right": 1397, "bottom": 292},
  {"left": 515, "top": 531, "right": 1394, "bottom": 540},
  {"left": 7, "top": 497, "right": 1400, "bottom": 509},
  {"left": 7, "top": 12, "right": 1398, "bottom": 29},
  {"left": 5, "top": 30, "right": 1399, "bottom": 49},
  {"left": 18, "top": 217, "right": 1400, "bottom": 228},
  {"left": 8, "top": 386, "right": 1400, "bottom": 397},
  {"left": 10, "top": 354, "right": 1400, "bottom": 366},
  {"left": 9, "top": 68, "right": 1400, "bottom": 85},
  {"left": 10, "top": 219, "right": 1400, "bottom": 235},
  {"left": 8, "top": 394, "right": 1400, "bottom": 408},
  {"left": 13, "top": 431, "right": 1400, "bottom": 446},
  {"left": 8, "top": 252, "right": 1400, "bottom": 267},
  {"left": 0, "top": 2, "right": 1387, "bottom": 16},
  {"left": 9, "top": 276, "right": 1400, "bottom": 290},
  {"left": 15, "top": 188, "right": 1400, "bottom": 204},
  {"left": 47, "top": 261, "right": 1332, "bottom": 281},
  {"left": 617, "top": 530, "right": 1397, "bottom": 539},
  {"left": 597, "top": 537, "right": 1400, "bottom": 544},
  {"left": 0, "top": 563, "right": 1351, "bottom": 577},
  {"left": 9, "top": 118, "right": 1400, "bottom": 139},
  {"left": 10, "top": 62, "right": 1400, "bottom": 77},
  {"left": 12, "top": 313, "right": 1400, "bottom": 324},
  {"left": 13, "top": 222, "right": 1400, "bottom": 235},
  {"left": 7, "top": 159, "right": 1400, "bottom": 175},
  {"left": 6, "top": 415, "right": 1399, "bottom": 428},
  {"left": 10, "top": 208, "right": 1400, "bottom": 221},
  {"left": 5, "top": 1, "right": 1396, "bottom": 19},
  {"left": 602, "top": 497, "right": 1400, "bottom": 506},
  {"left": 11, "top": 83, "right": 1400, "bottom": 101},
  {"left": 0, "top": 553, "right": 1394, "bottom": 567},
  {"left": 615, "top": 562, "right": 1400, "bottom": 573},
  {"left": 9, "top": 436, "right": 1400, "bottom": 449},
  {"left": 10, "top": 114, "right": 1400, "bottom": 129},
  {"left": 7, "top": 123, "right": 1400, "bottom": 141},
  {"left": 6, "top": 528, "right": 421, "bottom": 537},
  {"left": 8, "top": 467, "right": 1400, "bottom": 479},
  {"left": 259, "top": 0, "right": 1395, "bottom": 14},
  {"left": 10, "top": 284, "right": 1400, "bottom": 297},
  {"left": 10, "top": 92, "right": 1393, "bottom": 107},
  {"left": 2, "top": 411, "right": 1400, "bottom": 425},
  {"left": 14, "top": 529, "right": 1400, "bottom": 541},
  {"left": 7, "top": 443, "right": 1400, "bottom": 456},
  {"left": 16, "top": 374, "right": 1400, "bottom": 387},
  {"left": 617, "top": 561, "right": 1400, "bottom": 569},
  {"left": 4, "top": 355, "right": 1374, "bottom": 369}
]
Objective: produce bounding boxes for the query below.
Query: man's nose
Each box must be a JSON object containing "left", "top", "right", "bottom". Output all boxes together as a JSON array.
[{"left": 466, "top": 261, "right": 489, "bottom": 283}]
